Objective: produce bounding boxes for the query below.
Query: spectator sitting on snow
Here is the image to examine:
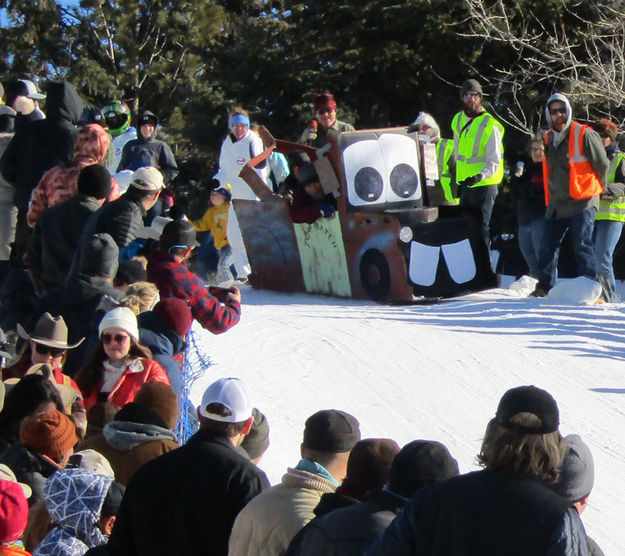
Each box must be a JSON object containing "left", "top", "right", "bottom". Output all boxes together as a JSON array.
[
  {"left": 554, "top": 434, "right": 604, "bottom": 556},
  {"left": 288, "top": 163, "right": 336, "bottom": 224},
  {"left": 366, "top": 386, "right": 591, "bottom": 555},
  {"left": 146, "top": 218, "right": 241, "bottom": 334},
  {"left": 228, "top": 409, "right": 361, "bottom": 556},
  {"left": 108, "top": 377, "right": 270, "bottom": 555},
  {"left": 78, "top": 382, "right": 179, "bottom": 486},
  {"left": 285, "top": 437, "right": 400, "bottom": 555},
  {"left": 289, "top": 439, "right": 460, "bottom": 556}
]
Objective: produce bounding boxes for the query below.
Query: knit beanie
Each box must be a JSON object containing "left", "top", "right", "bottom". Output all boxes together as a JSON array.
[
  {"left": 0, "top": 479, "right": 29, "bottom": 543},
  {"left": 303, "top": 409, "right": 361, "bottom": 453},
  {"left": 132, "top": 381, "right": 179, "bottom": 431},
  {"left": 98, "top": 306, "right": 139, "bottom": 342},
  {"left": 78, "top": 163, "right": 112, "bottom": 199},
  {"left": 153, "top": 298, "right": 193, "bottom": 338},
  {"left": 555, "top": 434, "right": 594, "bottom": 502},
  {"left": 460, "top": 79, "right": 483, "bottom": 98},
  {"left": 80, "top": 233, "right": 119, "bottom": 278},
  {"left": 344, "top": 438, "right": 401, "bottom": 493},
  {"left": 20, "top": 409, "right": 77, "bottom": 463},
  {"left": 241, "top": 408, "right": 270, "bottom": 460},
  {"left": 389, "top": 440, "right": 460, "bottom": 497}
]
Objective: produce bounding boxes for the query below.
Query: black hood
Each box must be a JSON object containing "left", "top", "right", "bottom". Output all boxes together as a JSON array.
[
  {"left": 45, "top": 81, "right": 83, "bottom": 124},
  {"left": 137, "top": 110, "right": 158, "bottom": 141}
]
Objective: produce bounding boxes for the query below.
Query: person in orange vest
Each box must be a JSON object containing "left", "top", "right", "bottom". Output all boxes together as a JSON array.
[{"left": 532, "top": 93, "right": 608, "bottom": 297}]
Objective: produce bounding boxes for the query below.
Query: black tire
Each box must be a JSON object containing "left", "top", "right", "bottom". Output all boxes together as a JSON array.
[{"left": 360, "top": 249, "right": 391, "bottom": 301}]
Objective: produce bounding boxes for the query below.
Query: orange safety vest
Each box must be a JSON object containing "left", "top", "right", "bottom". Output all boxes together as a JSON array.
[{"left": 542, "top": 121, "right": 604, "bottom": 204}]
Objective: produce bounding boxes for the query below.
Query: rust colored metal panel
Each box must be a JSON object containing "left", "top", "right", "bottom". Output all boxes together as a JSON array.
[
  {"left": 233, "top": 198, "right": 305, "bottom": 293},
  {"left": 340, "top": 212, "right": 414, "bottom": 303}
]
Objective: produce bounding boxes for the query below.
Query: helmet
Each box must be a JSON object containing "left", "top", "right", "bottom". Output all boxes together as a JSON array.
[{"left": 102, "top": 100, "right": 131, "bottom": 136}]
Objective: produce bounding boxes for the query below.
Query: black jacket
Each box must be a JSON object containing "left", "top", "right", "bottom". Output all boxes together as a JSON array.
[
  {"left": 288, "top": 489, "right": 406, "bottom": 556},
  {"left": 0, "top": 442, "right": 59, "bottom": 506},
  {"left": 117, "top": 113, "right": 178, "bottom": 185},
  {"left": 108, "top": 428, "right": 270, "bottom": 556},
  {"left": 27, "top": 194, "right": 101, "bottom": 293},
  {"left": 36, "top": 274, "right": 123, "bottom": 375},
  {"left": 0, "top": 81, "right": 83, "bottom": 212},
  {"left": 365, "top": 470, "right": 590, "bottom": 556}
]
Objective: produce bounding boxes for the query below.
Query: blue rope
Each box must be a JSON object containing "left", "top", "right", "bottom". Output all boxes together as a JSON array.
[{"left": 176, "top": 328, "right": 212, "bottom": 443}]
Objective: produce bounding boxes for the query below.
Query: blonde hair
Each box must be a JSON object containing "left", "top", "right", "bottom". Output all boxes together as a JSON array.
[{"left": 120, "top": 281, "right": 160, "bottom": 314}]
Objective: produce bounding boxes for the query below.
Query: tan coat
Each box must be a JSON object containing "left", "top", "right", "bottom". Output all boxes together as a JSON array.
[{"left": 228, "top": 468, "right": 337, "bottom": 556}]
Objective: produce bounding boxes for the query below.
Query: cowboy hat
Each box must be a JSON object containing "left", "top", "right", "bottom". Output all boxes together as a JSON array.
[{"left": 17, "top": 313, "right": 84, "bottom": 349}]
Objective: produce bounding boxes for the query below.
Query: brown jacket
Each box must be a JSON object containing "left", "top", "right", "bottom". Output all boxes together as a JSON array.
[{"left": 79, "top": 421, "right": 178, "bottom": 486}]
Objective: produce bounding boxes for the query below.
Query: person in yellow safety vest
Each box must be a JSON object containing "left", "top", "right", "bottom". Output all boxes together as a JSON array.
[
  {"left": 452, "top": 79, "right": 504, "bottom": 248},
  {"left": 412, "top": 112, "right": 458, "bottom": 206},
  {"left": 592, "top": 119, "right": 625, "bottom": 302},
  {"left": 531, "top": 93, "right": 609, "bottom": 297}
]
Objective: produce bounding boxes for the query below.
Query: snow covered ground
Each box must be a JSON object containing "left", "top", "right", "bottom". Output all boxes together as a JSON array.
[{"left": 190, "top": 280, "right": 625, "bottom": 555}]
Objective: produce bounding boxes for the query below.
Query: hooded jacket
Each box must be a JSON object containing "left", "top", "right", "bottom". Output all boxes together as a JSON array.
[
  {"left": 117, "top": 111, "right": 178, "bottom": 184},
  {"left": 34, "top": 468, "right": 112, "bottom": 556},
  {"left": 27, "top": 124, "right": 119, "bottom": 227},
  {"left": 543, "top": 93, "right": 608, "bottom": 218},
  {"left": 0, "top": 81, "right": 83, "bottom": 213},
  {"left": 78, "top": 403, "right": 179, "bottom": 486}
]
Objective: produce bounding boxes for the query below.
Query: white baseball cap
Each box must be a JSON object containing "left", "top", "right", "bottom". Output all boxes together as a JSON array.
[
  {"left": 0, "top": 463, "right": 32, "bottom": 499},
  {"left": 130, "top": 167, "right": 165, "bottom": 191},
  {"left": 198, "top": 377, "right": 253, "bottom": 423}
]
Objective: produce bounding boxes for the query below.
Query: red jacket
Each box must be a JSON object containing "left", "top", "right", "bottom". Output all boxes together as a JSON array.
[{"left": 82, "top": 358, "right": 170, "bottom": 411}]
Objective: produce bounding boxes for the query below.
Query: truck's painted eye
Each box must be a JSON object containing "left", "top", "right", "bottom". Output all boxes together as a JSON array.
[
  {"left": 390, "top": 163, "right": 418, "bottom": 198},
  {"left": 354, "top": 167, "right": 384, "bottom": 201}
]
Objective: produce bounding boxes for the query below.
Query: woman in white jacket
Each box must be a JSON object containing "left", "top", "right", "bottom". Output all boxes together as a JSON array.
[{"left": 217, "top": 107, "right": 271, "bottom": 280}]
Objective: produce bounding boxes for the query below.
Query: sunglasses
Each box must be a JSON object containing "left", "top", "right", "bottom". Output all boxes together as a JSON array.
[
  {"left": 463, "top": 92, "right": 481, "bottom": 99},
  {"left": 549, "top": 107, "right": 567, "bottom": 115},
  {"left": 34, "top": 343, "right": 65, "bottom": 357},
  {"left": 101, "top": 333, "right": 130, "bottom": 345}
]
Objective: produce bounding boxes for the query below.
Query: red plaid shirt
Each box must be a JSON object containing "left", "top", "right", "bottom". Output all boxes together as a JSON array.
[{"left": 147, "top": 251, "right": 241, "bottom": 334}]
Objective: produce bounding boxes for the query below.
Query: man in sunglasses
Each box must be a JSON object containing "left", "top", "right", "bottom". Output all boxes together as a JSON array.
[
  {"left": 298, "top": 92, "right": 354, "bottom": 149},
  {"left": 452, "top": 78, "right": 504, "bottom": 249},
  {"left": 532, "top": 93, "right": 608, "bottom": 297}
]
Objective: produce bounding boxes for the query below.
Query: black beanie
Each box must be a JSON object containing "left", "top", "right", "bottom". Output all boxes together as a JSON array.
[
  {"left": 80, "top": 233, "right": 119, "bottom": 278},
  {"left": 389, "top": 440, "right": 459, "bottom": 497},
  {"left": 303, "top": 409, "right": 361, "bottom": 453},
  {"left": 78, "top": 164, "right": 112, "bottom": 200},
  {"left": 241, "top": 408, "right": 270, "bottom": 460},
  {"left": 115, "top": 259, "right": 147, "bottom": 285}
]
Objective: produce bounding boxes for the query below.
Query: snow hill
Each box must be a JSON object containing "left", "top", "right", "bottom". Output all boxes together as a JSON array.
[{"left": 191, "top": 282, "right": 625, "bottom": 555}]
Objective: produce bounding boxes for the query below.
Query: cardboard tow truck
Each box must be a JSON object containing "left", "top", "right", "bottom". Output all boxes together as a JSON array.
[{"left": 233, "top": 127, "right": 496, "bottom": 303}]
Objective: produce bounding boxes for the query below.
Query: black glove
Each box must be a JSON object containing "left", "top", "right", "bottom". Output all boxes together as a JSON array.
[{"left": 458, "top": 174, "right": 482, "bottom": 188}]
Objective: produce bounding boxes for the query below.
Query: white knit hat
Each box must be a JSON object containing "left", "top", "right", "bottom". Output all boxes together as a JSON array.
[{"left": 98, "top": 307, "right": 139, "bottom": 342}]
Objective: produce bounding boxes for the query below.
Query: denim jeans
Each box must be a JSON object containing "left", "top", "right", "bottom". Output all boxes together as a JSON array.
[
  {"left": 536, "top": 207, "right": 596, "bottom": 290},
  {"left": 518, "top": 217, "right": 549, "bottom": 278},
  {"left": 594, "top": 219, "right": 624, "bottom": 302}
]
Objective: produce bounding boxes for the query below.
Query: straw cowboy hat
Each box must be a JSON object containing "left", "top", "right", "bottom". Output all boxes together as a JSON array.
[{"left": 17, "top": 313, "right": 84, "bottom": 349}]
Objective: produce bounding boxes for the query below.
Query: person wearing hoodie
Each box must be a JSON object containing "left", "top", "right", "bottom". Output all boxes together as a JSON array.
[
  {"left": 35, "top": 233, "right": 124, "bottom": 376},
  {"left": 27, "top": 165, "right": 112, "bottom": 295},
  {"left": 78, "top": 382, "right": 179, "bottom": 486},
  {"left": 34, "top": 468, "right": 124, "bottom": 556},
  {"left": 532, "top": 93, "right": 609, "bottom": 297},
  {"left": 0, "top": 81, "right": 83, "bottom": 268},
  {"left": 26, "top": 124, "right": 119, "bottom": 228}
]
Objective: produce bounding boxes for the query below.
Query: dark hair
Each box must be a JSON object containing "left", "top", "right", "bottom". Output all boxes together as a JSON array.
[
  {"left": 477, "top": 414, "right": 566, "bottom": 482},
  {"left": 125, "top": 185, "right": 158, "bottom": 202},
  {"left": 75, "top": 338, "right": 152, "bottom": 397},
  {"left": 198, "top": 403, "right": 248, "bottom": 437},
  {"left": 0, "top": 374, "right": 64, "bottom": 444}
]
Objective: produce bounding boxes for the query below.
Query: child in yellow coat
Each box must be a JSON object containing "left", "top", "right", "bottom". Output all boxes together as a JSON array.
[{"left": 190, "top": 183, "right": 234, "bottom": 284}]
